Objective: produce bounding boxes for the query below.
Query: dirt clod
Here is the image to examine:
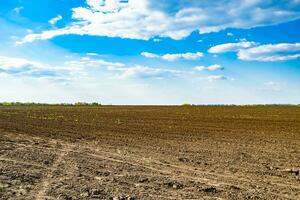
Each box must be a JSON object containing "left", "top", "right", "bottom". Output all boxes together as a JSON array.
[{"left": 201, "top": 187, "right": 218, "bottom": 193}]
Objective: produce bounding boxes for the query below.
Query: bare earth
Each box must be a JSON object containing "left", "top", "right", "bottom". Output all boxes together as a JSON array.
[{"left": 0, "top": 106, "right": 299, "bottom": 199}]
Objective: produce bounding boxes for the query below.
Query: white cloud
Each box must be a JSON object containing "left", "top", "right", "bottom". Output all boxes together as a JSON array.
[
  {"left": 0, "top": 55, "right": 106, "bottom": 79},
  {"left": 141, "top": 52, "right": 159, "bottom": 58},
  {"left": 238, "top": 43, "right": 300, "bottom": 61},
  {"left": 162, "top": 52, "right": 204, "bottom": 61},
  {"left": 49, "top": 15, "right": 63, "bottom": 25},
  {"left": 66, "top": 56, "right": 190, "bottom": 79},
  {"left": 205, "top": 75, "right": 228, "bottom": 81},
  {"left": 227, "top": 32, "right": 234, "bottom": 36},
  {"left": 16, "top": 26, "right": 86, "bottom": 45},
  {"left": 0, "top": 56, "right": 41, "bottom": 70},
  {"left": 153, "top": 38, "right": 162, "bottom": 42},
  {"left": 208, "top": 41, "right": 258, "bottom": 53},
  {"left": 65, "top": 55, "right": 190, "bottom": 79},
  {"left": 141, "top": 52, "right": 203, "bottom": 61},
  {"left": 86, "top": 0, "right": 126, "bottom": 12},
  {"left": 209, "top": 42, "right": 300, "bottom": 62},
  {"left": 0, "top": 55, "right": 189, "bottom": 81},
  {"left": 65, "top": 56, "right": 125, "bottom": 70},
  {"left": 0, "top": 56, "right": 64, "bottom": 78},
  {"left": 113, "top": 65, "right": 185, "bottom": 79},
  {"left": 18, "top": 0, "right": 300, "bottom": 43},
  {"left": 194, "top": 64, "right": 224, "bottom": 71},
  {"left": 86, "top": 53, "right": 99, "bottom": 56}
]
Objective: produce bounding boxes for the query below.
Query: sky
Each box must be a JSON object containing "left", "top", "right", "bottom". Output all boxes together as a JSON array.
[{"left": 0, "top": 0, "right": 300, "bottom": 105}]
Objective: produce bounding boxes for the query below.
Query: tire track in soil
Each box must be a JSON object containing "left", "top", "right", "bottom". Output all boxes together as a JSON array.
[
  {"left": 82, "top": 148, "right": 299, "bottom": 200},
  {"left": 92, "top": 148, "right": 300, "bottom": 189},
  {"left": 80, "top": 151, "right": 240, "bottom": 188},
  {"left": 0, "top": 157, "right": 45, "bottom": 168},
  {"left": 31, "top": 141, "right": 74, "bottom": 200},
  {"left": 1, "top": 132, "right": 297, "bottom": 190},
  {"left": 2, "top": 132, "right": 298, "bottom": 199}
]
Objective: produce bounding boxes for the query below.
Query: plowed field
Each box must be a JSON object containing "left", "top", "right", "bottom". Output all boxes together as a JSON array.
[{"left": 0, "top": 106, "right": 299, "bottom": 199}]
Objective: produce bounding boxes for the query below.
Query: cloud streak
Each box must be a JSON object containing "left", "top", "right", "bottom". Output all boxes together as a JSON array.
[
  {"left": 194, "top": 64, "right": 224, "bottom": 71},
  {"left": 49, "top": 15, "right": 63, "bottom": 25},
  {"left": 112, "top": 65, "right": 185, "bottom": 79},
  {"left": 0, "top": 55, "right": 193, "bottom": 81},
  {"left": 141, "top": 52, "right": 204, "bottom": 61},
  {"left": 0, "top": 56, "right": 61, "bottom": 78},
  {"left": 204, "top": 75, "right": 228, "bottom": 81},
  {"left": 65, "top": 56, "right": 125, "bottom": 69}
]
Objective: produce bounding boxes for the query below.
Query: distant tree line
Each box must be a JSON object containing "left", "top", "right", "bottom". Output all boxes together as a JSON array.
[
  {"left": 0, "top": 102, "right": 298, "bottom": 107},
  {"left": 0, "top": 102, "right": 101, "bottom": 106},
  {"left": 74, "top": 102, "right": 101, "bottom": 106}
]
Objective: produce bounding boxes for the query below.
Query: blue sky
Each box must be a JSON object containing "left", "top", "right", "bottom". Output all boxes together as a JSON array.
[{"left": 0, "top": 0, "right": 300, "bottom": 104}]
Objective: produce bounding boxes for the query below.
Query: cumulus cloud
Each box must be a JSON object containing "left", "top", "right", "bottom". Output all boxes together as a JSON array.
[
  {"left": 209, "top": 42, "right": 300, "bottom": 61},
  {"left": 208, "top": 41, "right": 258, "bottom": 53},
  {"left": 18, "top": 0, "right": 300, "bottom": 44},
  {"left": 141, "top": 52, "right": 203, "bottom": 61},
  {"left": 194, "top": 64, "right": 224, "bottom": 71},
  {"left": 49, "top": 15, "right": 63, "bottom": 25},
  {"left": 238, "top": 43, "right": 300, "bottom": 61}
]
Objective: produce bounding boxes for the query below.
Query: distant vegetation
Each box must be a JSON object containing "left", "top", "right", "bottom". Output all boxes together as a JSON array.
[
  {"left": 74, "top": 102, "right": 101, "bottom": 106},
  {"left": 0, "top": 102, "right": 101, "bottom": 106},
  {"left": 181, "top": 103, "right": 194, "bottom": 106},
  {"left": 0, "top": 102, "right": 298, "bottom": 107}
]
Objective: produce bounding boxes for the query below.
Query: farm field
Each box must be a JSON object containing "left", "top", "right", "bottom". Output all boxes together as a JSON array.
[{"left": 0, "top": 106, "right": 299, "bottom": 200}]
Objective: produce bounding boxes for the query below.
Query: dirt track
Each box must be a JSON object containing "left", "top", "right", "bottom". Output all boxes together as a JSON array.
[{"left": 0, "top": 106, "right": 299, "bottom": 199}]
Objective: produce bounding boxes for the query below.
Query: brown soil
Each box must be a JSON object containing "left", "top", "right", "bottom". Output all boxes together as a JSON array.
[{"left": 0, "top": 106, "right": 299, "bottom": 199}]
